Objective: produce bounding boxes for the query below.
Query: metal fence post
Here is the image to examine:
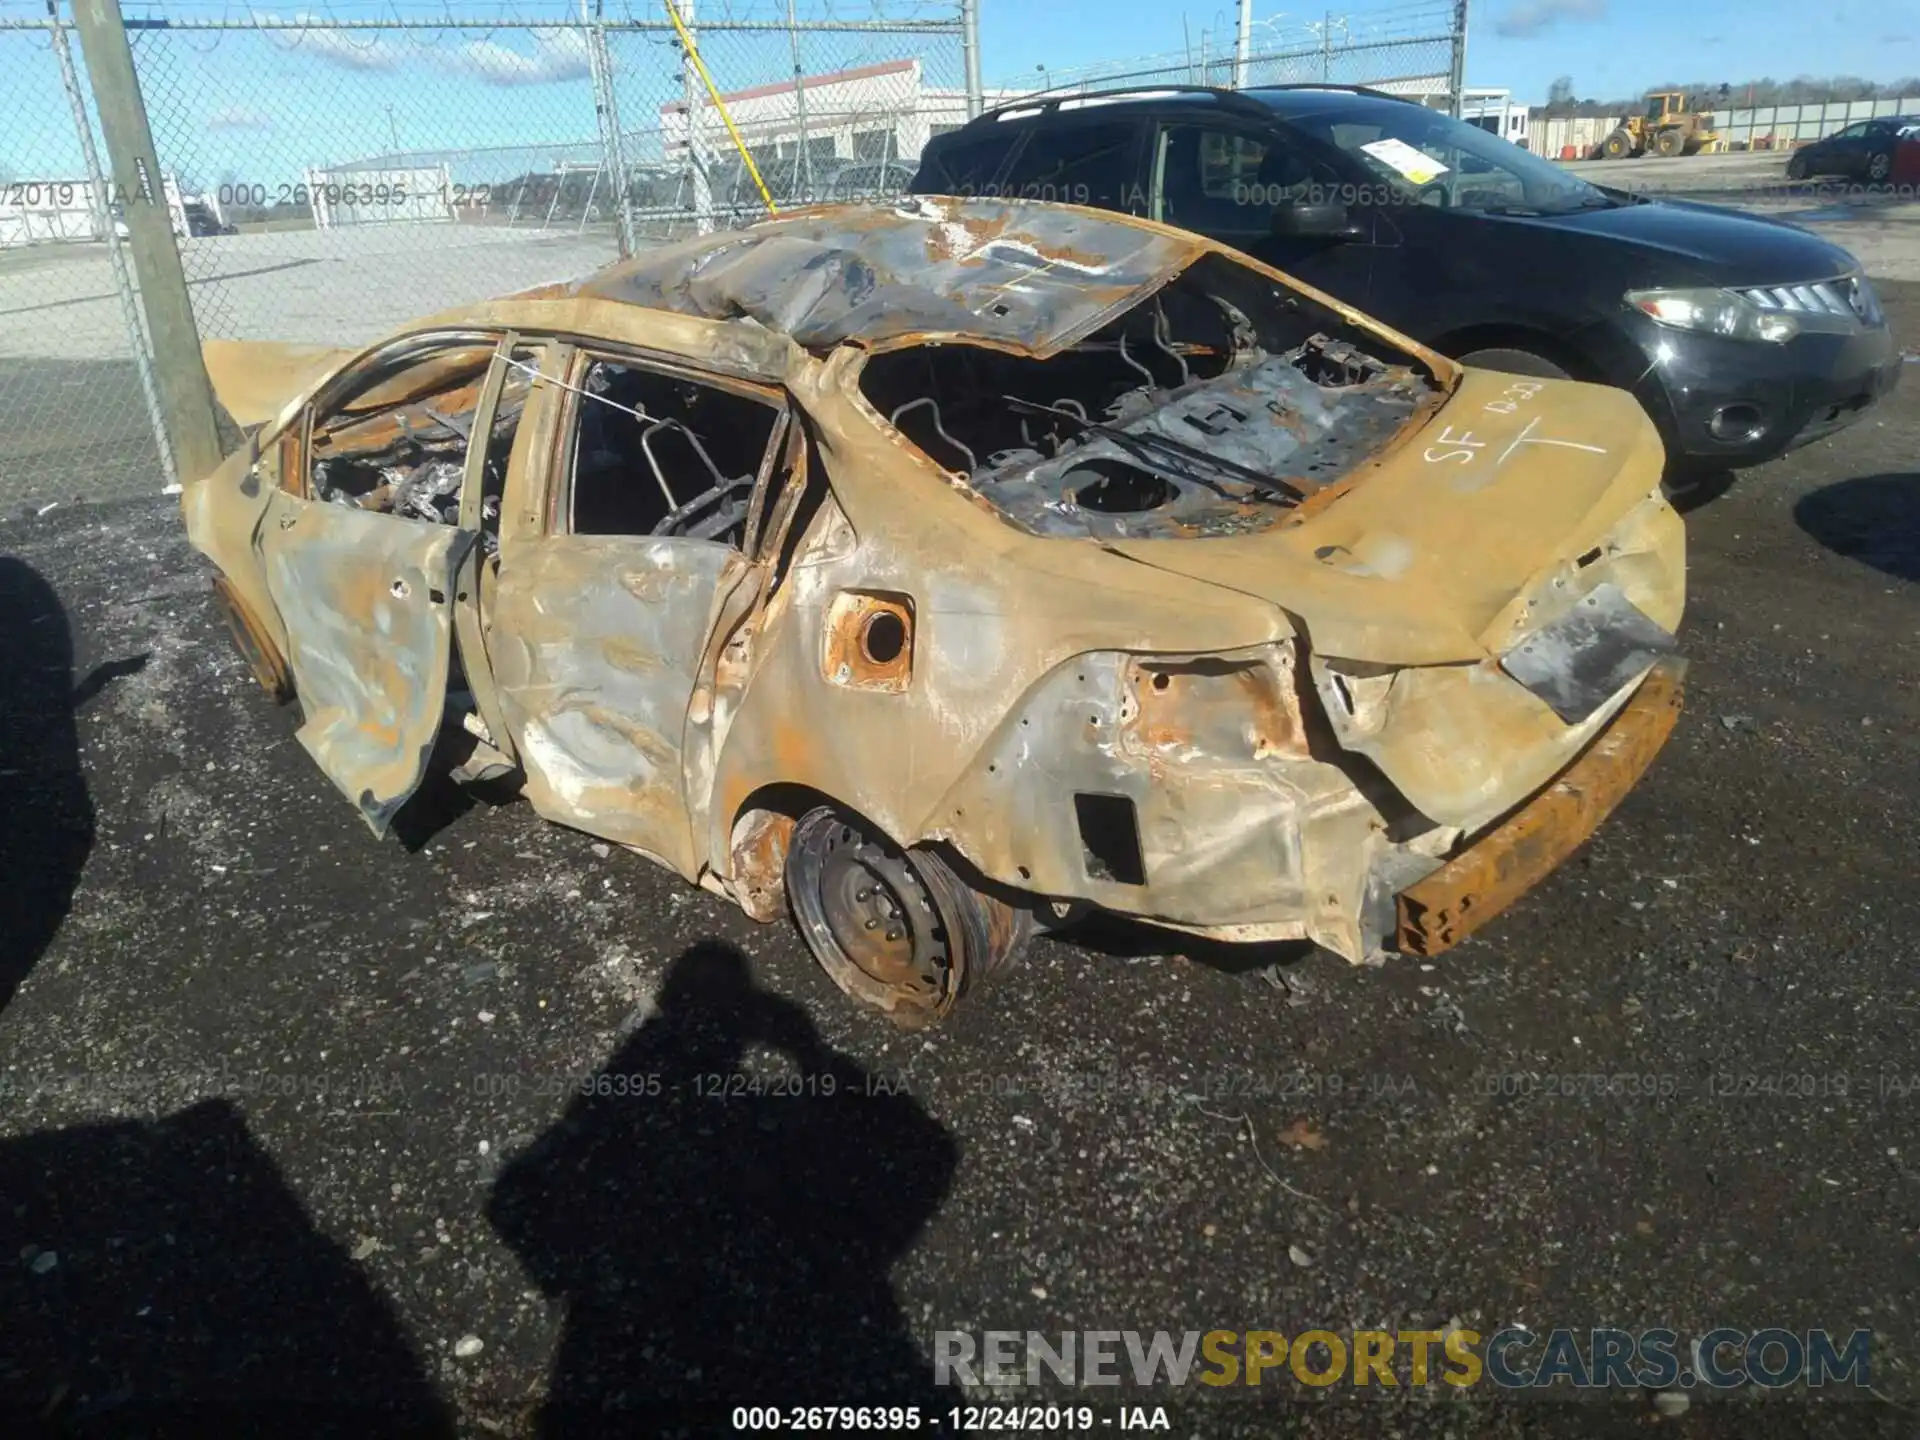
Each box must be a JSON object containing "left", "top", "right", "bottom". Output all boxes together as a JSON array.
[
  {"left": 1447, "top": 0, "right": 1469, "bottom": 118},
  {"left": 69, "top": 0, "right": 221, "bottom": 482},
  {"left": 675, "top": 0, "right": 714, "bottom": 233},
  {"left": 960, "top": 0, "right": 983, "bottom": 117},
  {"left": 787, "top": 0, "right": 812, "bottom": 197},
  {"left": 584, "top": 0, "right": 635, "bottom": 258},
  {"left": 47, "top": 2, "right": 176, "bottom": 489}
]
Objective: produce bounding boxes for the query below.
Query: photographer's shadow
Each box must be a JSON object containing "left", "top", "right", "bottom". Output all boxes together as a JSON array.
[
  {"left": 0, "top": 556, "right": 137, "bottom": 1014},
  {"left": 489, "top": 940, "right": 957, "bottom": 1435}
]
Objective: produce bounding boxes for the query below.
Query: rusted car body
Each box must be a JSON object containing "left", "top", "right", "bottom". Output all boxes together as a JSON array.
[{"left": 185, "top": 197, "right": 1686, "bottom": 1025}]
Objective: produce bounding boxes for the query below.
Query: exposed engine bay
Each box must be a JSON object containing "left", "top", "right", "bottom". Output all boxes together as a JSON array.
[{"left": 860, "top": 256, "right": 1443, "bottom": 540}]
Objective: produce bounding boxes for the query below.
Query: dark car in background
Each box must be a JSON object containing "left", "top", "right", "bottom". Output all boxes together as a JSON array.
[
  {"left": 912, "top": 86, "right": 1900, "bottom": 471},
  {"left": 182, "top": 201, "right": 237, "bottom": 237},
  {"left": 1787, "top": 116, "right": 1920, "bottom": 184}
]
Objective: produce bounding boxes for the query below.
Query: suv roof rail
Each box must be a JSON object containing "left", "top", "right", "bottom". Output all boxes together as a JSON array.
[
  {"left": 1255, "top": 81, "right": 1420, "bottom": 103},
  {"left": 960, "top": 81, "right": 1421, "bottom": 130},
  {"left": 967, "top": 84, "right": 1273, "bottom": 127}
]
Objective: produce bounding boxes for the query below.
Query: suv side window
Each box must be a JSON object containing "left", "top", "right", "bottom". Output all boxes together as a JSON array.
[
  {"left": 914, "top": 130, "right": 1021, "bottom": 197},
  {"left": 1153, "top": 122, "right": 1328, "bottom": 239},
  {"left": 1001, "top": 120, "right": 1144, "bottom": 209}
]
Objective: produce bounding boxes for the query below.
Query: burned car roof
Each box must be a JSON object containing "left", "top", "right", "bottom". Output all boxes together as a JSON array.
[{"left": 571, "top": 197, "right": 1208, "bottom": 355}]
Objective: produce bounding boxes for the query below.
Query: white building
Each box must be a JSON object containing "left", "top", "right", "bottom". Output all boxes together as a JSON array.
[{"left": 659, "top": 58, "right": 1029, "bottom": 197}]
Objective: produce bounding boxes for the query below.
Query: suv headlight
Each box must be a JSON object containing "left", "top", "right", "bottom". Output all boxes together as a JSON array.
[{"left": 1625, "top": 287, "right": 1799, "bottom": 344}]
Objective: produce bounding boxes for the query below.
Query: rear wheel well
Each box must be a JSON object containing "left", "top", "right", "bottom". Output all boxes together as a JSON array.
[
  {"left": 728, "top": 783, "right": 842, "bottom": 923},
  {"left": 1435, "top": 326, "right": 1598, "bottom": 382}
]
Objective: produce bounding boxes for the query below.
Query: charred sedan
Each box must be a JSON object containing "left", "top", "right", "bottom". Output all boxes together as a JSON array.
[{"left": 185, "top": 197, "right": 1687, "bottom": 1027}]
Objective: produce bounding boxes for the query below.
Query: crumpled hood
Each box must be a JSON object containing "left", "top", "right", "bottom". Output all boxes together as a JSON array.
[{"left": 1106, "top": 371, "right": 1677, "bottom": 667}]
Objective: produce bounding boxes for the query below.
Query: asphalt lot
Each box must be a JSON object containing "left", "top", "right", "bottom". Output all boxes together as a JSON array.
[{"left": 2, "top": 280, "right": 1918, "bottom": 1437}]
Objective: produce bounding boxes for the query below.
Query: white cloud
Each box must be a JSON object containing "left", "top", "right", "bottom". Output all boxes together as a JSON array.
[
  {"left": 454, "top": 31, "right": 592, "bottom": 87},
  {"left": 1495, "top": 0, "right": 1606, "bottom": 39},
  {"left": 206, "top": 105, "right": 274, "bottom": 131},
  {"left": 267, "top": 13, "right": 403, "bottom": 72}
]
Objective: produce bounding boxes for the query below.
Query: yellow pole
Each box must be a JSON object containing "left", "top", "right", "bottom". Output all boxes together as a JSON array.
[{"left": 664, "top": 0, "right": 779, "bottom": 216}]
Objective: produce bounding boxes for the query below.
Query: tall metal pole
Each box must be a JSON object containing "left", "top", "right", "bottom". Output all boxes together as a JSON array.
[
  {"left": 677, "top": 0, "right": 713, "bottom": 231},
  {"left": 960, "top": 0, "right": 983, "bottom": 118},
  {"left": 584, "top": 0, "right": 634, "bottom": 256},
  {"left": 70, "top": 0, "right": 221, "bottom": 481},
  {"left": 1234, "top": 0, "right": 1252, "bottom": 89},
  {"left": 787, "top": 0, "right": 811, "bottom": 199},
  {"left": 49, "top": 3, "right": 175, "bottom": 489},
  {"left": 1447, "top": 0, "right": 1469, "bottom": 119}
]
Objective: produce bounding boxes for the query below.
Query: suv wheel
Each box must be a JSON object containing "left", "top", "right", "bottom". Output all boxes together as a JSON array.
[{"left": 1454, "top": 347, "right": 1572, "bottom": 380}]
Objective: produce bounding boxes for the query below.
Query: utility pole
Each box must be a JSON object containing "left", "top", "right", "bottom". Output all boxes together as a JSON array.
[
  {"left": 1234, "top": 0, "right": 1252, "bottom": 89},
  {"left": 384, "top": 104, "right": 400, "bottom": 154},
  {"left": 70, "top": 0, "right": 221, "bottom": 481}
]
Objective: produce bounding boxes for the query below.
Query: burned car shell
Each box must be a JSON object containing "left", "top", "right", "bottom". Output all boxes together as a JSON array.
[{"left": 185, "top": 197, "right": 1685, "bottom": 1004}]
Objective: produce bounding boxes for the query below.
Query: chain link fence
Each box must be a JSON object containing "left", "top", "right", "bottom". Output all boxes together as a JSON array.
[
  {"left": 0, "top": 0, "right": 970, "bottom": 507},
  {"left": 606, "top": 16, "right": 968, "bottom": 231},
  {"left": 0, "top": 16, "right": 169, "bottom": 504},
  {"left": 1012, "top": 0, "right": 1466, "bottom": 111},
  {"left": 4, "top": 0, "right": 1462, "bottom": 508}
]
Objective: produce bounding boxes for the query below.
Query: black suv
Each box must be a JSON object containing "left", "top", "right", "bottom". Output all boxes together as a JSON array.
[{"left": 911, "top": 86, "right": 1899, "bottom": 470}]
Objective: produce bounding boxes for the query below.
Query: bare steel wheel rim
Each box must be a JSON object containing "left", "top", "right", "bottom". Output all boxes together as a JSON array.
[
  {"left": 818, "top": 822, "right": 946, "bottom": 997},
  {"left": 788, "top": 808, "right": 965, "bottom": 1023}
]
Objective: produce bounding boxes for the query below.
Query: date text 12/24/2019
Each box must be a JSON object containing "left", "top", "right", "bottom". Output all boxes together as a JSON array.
[{"left": 730, "top": 1405, "right": 1172, "bottom": 1431}]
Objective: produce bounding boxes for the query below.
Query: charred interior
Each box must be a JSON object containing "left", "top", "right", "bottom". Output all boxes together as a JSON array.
[
  {"left": 310, "top": 347, "right": 528, "bottom": 551},
  {"left": 309, "top": 345, "right": 781, "bottom": 553},
  {"left": 566, "top": 359, "right": 780, "bottom": 548},
  {"left": 859, "top": 255, "right": 1443, "bottom": 539}
]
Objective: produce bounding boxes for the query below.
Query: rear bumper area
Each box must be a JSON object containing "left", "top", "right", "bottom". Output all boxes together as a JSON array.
[{"left": 1394, "top": 657, "right": 1687, "bottom": 957}]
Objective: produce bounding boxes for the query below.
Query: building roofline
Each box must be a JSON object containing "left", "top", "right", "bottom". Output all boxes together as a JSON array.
[{"left": 660, "top": 56, "right": 917, "bottom": 115}]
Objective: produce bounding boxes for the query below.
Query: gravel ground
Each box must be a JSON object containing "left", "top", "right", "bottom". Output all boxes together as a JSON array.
[{"left": 0, "top": 286, "right": 1916, "bottom": 1438}]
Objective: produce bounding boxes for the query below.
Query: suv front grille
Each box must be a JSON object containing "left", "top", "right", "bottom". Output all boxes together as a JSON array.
[{"left": 1739, "top": 275, "right": 1883, "bottom": 326}]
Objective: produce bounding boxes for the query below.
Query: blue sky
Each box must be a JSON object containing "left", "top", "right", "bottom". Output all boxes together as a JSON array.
[
  {"left": 4, "top": 0, "right": 1919, "bottom": 183},
  {"left": 989, "top": 0, "right": 1920, "bottom": 101}
]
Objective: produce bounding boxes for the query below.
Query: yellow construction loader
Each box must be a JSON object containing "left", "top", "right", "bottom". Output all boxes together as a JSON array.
[{"left": 1600, "top": 92, "right": 1719, "bottom": 158}]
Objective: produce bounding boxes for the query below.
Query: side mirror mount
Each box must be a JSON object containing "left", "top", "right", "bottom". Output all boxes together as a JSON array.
[{"left": 1271, "top": 199, "right": 1362, "bottom": 240}]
